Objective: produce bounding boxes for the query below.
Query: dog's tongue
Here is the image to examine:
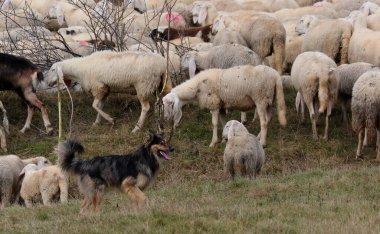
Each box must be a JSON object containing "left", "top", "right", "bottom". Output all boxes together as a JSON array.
[{"left": 160, "top": 151, "right": 171, "bottom": 160}]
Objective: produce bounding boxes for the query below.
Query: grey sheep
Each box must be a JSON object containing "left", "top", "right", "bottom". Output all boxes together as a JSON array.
[
  {"left": 351, "top": 70, "right": 380, "bottom": 160},
  {"left": 222, "top": 120, "right": 265, "bottom": 179},
  {"left": 182, "top": 43, "right": 262, "bottom": 78}
]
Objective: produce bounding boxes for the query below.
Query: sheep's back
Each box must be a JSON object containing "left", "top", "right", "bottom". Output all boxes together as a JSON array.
[{"left": 219, "top": 65, "right": 277, "bottom": 110}]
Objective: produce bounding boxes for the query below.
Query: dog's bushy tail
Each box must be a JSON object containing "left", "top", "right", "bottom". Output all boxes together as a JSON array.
[{"left": 55, "top": 140, "right": 85, "bottom": 174}]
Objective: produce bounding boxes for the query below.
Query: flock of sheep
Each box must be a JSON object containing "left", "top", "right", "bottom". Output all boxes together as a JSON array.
[{"left": 0, "top": 0, "right": 380, "bottom": 209}]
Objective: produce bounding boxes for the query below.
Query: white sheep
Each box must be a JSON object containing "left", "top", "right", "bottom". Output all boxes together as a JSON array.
[
  {"left": 351, "top": 70, "right": 380, "bottom": 160},
  {"left": 295, "top": 15, "right": 352, "bottom": 65},
  {"left": 45, "top": 51, "right": 172, "bottom": 133},
  {"left": 0, "top": 155, "right": 49, "bottom": 208},
  {"left": 212, "top": 14, "right": 286, "bottom": 74},
  {"left": 181, "top": 43, "right": 262, "bottom": 78},
  {"left": 291, "top": 51, "right": 338, "bottom": 140},
  {"left": 19, "top": 165, "right": 68, "bottom": 207},
  {"left": 348, "top": 11, "right": 380, "bottom": 66},
  {"left": 222, "top": 120, "right": 265, "bottom": 179},
  {"left": 212, "top": 29, "right": 248, "bottom": 47},
  {"left": 191, "top": 1, "right": 219, "bottom": 26},
  {"left": 163, "top": 65, "right": 287, "bottom": 147}
]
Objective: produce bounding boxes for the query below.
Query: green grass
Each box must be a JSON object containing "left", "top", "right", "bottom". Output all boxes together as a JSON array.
[{"left": 0, "top": 90, "right": 379, "bottom": 233}]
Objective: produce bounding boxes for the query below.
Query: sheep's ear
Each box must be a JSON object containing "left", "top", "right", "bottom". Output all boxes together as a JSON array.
[
  {"left": 227, "top": 122, "right": 236, "bottom": 139},
  {"left": 198, "top": 6, "right": 208, "bottom": 24},
  {"left": 55, "top": 6, "right": 65, "bottom": 26},
  {"left": 19, "top": 168, "right": 26, "bottom": 177},
  {"left": 188, "top": 56, "right": 196, "bottom": 79}
]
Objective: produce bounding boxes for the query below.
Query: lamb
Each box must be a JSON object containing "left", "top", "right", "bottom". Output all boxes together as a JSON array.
[
  {"left": 163, "top": 65, "right": 287, "bottom": 147},
  {"left": 297, "top": 16, "right": 352, "bottom": 65},
  {"left": 19, "top": 165, "right": 68, "bottom": 207},
  {"left": 45, "top": 51, "right": 172, "bottom": 133},
  {"left": 0, "top": 155, "right": 49, "bottom": 208},
  {"left": 181, "top": 43, "right": 262, "bottom": 78},
  {"left": 335, "top": 62, "right": 377, "bottom": 122},
  {"left": 149, "top": 25, "right": 213, "bottom": 42},
  {"left": 222, "top": 120, "right": 265, "bottom": 179},
  {"left": 351, "top": 70, "right": 380, "bottom": 160},
  {"left": 348, "top": 11, "right": 380, "bottom": 66},
  {"left": 291, "top": 51, "right": 338, "bottom": 140},
  {"left": 212, "top": 14, "right": 286, "bottom": 74},
  {"left": 0, "top": 53, "right": 53, "bottom": 135}
]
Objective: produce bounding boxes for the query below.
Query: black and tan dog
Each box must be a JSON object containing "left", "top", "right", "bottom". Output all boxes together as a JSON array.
[{"left": 55, "top": 133, "right": 173, "bottom": 214}]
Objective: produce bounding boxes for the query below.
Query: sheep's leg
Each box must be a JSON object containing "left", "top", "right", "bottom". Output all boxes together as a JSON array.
[
  {"left": 24, "top": 92, "right": 53, "bottom": 135},
  {"left": 364, "top": 128, "right": 368, "bottom": 147},
  {"left": 24, "top": 198, "right": 33, "bottom": 208},
  {"left": 41, "top": 192, "right": 52, "bottom": 207},
  {"left": 256, "top": 105, "right": 268, "bottom": 147},
  {"left": 241, "top": 112, "right": 247, "bottom": 124},
  {"left": 0, "top": 188, "right": 11, "bottom": 209},
  {"left": 93, "top": 101, "right": 104, "bottom": 126},
  {"left": 92, "top": 98, "right": 114, "bottom": 125},
  {"left": 376, "top": 130, "right": 380, "bottom": 161},
  {"left": 132, "top": 99, "right": 150, "bottom": 133},
  {"left": 356, "top": 128, "right": 365, "bottom": 159},
  {"left": 305, "top": 101, "right": 318, "bottom": 140},
  {"left": 323, "top": 100, "right": 333, "bottom": 140},
  {"left": 252, "top": 109, "right": 258, "bottom": 123},
  {"left": 209, "top": 110, "right": 219, "bottom": 147},
  {"left": 0, "top": 126, "right": 7, "bottom": 152},
  {"left": 59, "top": 178, "right": 68, "bottom": 204},
  {"left": 20, "top": 105, "right": 34, "bottom": 133},
  {"left": 341, "top": 101, "right": 348, "bottom": 123}
]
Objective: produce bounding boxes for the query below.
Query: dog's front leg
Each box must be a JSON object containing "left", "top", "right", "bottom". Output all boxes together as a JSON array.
[{"left": 122, "top": 178, "right": 147, "bottom": 210}]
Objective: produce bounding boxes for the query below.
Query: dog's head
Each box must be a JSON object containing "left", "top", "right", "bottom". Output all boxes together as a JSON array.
[{"left": 145, "top": 133, "right": 174, "bottom": 160}]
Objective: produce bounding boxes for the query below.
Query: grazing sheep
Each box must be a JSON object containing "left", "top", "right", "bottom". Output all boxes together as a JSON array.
[
  {"left": 181, "top": 43, "right": 262, "bottom": 78},
  {"left": 45, "top": 51, "right": 172, "bottom": 133},
  {"left": 348, "top": 12, "right": 380, "bottom": 66},
  {"left": 0, "top": 53, "right": 53, "bottom": 135},
  {"left": 291, "top": 51, "right": 338, "bottom": 140},
  {"left": 19, "top": 165, "right": 68, "bottom": 207},
  {"left": 212, "top": 14, "right": 286, "bottom": 74},
  {"left": 222, "top": 120, "right": 265, "bottom": 179},
  {"left": 351, "top": 70, "right": 380, "bottom": 160},
  {"left": 335, "top": 62, "right": 377, "bottom": 122},
  {"left": 149, "top": 24, "right": 213, "bottom": 42},
  {"left": 0, "top": 101, "right": 9, "bottom": 152},
  {"left": 163, "top": 65, "right": 287, "bottom": 147},
  {"left": 0, "top": 155, "right": 49, "bottom": 208},
  {"left": 296, "top": 16, "right": 352, "bottom": 65}
]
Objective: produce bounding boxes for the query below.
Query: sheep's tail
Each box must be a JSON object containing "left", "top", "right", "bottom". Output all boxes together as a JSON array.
[
  {"left": 275, "top": 75, "right": 287, "bottom": 126},
  {"left": 58, "top": 174, "right": 68, "bottom": 204},
  {"left": 318, "top": 76, "right": 329, "bottom": 114},
  {"left": 0, "top": 101, "right": 9, "bottom": 134},
  {"left": 160, "top": 71, "right": 172, "bottom": 95},
  {"left": 55, "top": 140, "right": 86, "bottom": 174}
]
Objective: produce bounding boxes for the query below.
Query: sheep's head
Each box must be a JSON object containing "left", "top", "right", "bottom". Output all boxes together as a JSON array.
[
  {"left": 47, "top": 5, "right": 65, "bottom": 26},
  {"left": 360, "top": 2, "right": 379, "bottom": 16},
  {"left": 35, "top": 156, "right": 51, "bottom": 169},
  {"left": 295, "top": 15, "right": 317, "bottom": 35},
  {"left": 46, "top": 63, "right": 64, "bottom": 87},
  {"left": 222, "top": 120, "right": 249, "bottom": 141},
  {"left": 192, "top": 1, "right": 210, "bottom": 25},
  {"left": 163, "top": 93, "right": 182, "bottom": 128},
  {"left": 126, "top": 0, "right": 146, "bottom": 14},
  {"left": 181, "top": 52, "right": 197, "bottom": 78},
  {"left": 19, "top": 157, "right": 50, "bottom": 177}
]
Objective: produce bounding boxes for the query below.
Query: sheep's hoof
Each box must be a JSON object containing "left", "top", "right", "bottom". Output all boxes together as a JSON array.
[
  {"left": 46, "top": 127, "right": 54, "bottom": 136},
  {"left": 322, "top": 135, "right": 328, "bottom": 141},
  {"left": 312, "top": 135, "right": 318, "bottom": 140},
  {"left": 131, "top": 127, "right": 140, "bottom": 133},
  {"left": 221, "top": 139, "right": 227, "bottom": 144},
  {"left": 209, "top": 142, "right": 216, "bottom": 147},
  {"left": 20, "top": 127, "right": 29, "bottom": 134},
  {"left": 355, "top": 155, "right": 364, "bottom": 160},
  {"left": 92, "top": 122, "right": 100, "bottom": 127},
  {"left": 1, "top": 147, "right": 7, "bottom": 153}
]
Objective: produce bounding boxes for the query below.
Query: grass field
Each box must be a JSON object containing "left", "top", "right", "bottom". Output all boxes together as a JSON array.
[{"left": 0, "top": 90, "right": 379, "bottom": 233}]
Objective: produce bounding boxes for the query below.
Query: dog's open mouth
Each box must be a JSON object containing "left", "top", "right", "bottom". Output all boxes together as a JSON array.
[{"left": 159, "top": 150, "right": 171, "bottom": 160}]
